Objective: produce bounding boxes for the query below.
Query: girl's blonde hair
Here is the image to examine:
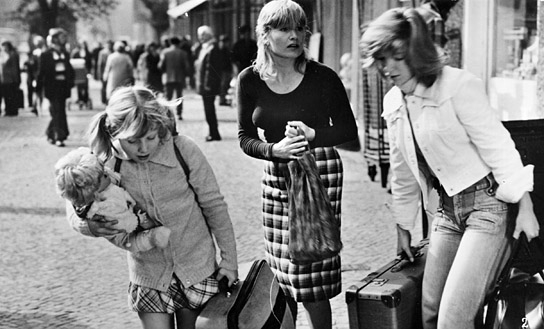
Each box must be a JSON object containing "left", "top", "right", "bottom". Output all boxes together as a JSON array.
[
  {"left": 54, "top": 147, "right": 104, "bottom": 207},
  {"left": 360, "top": 7, "right": 446, "bottom": 87},
  {"left": 253, "top": 0, "right": 310, "bottom": 80},
  {"left": 88, "top": 85, "right": 177, "bottom": 160}
]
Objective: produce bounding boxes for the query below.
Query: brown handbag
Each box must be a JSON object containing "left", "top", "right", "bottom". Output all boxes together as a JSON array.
[{"left": 286, "top": 149, "right": 342, "bottom": 264}]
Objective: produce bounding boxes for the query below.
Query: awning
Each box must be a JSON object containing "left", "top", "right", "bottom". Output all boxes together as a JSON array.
[{"left": 167, "top": 0, "right": 208, "bottom": 18}]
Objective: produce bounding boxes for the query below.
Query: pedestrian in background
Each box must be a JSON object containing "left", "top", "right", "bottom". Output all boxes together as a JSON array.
[
  {"left": 0, "top": 40, "right": 21, "bottom": 117},
  {"left": 360, "top": 7, "right": 539, "bottom": 329},
  {"left": 181, "top": 35, "right": 196, "bottom": 90},
  {"left": 195, "top": 25, "right": 223, "bottom": 141},
  {"left": 97, "top": 40, "right": 113, "bottom": 105},
  {"left": 71, "top": 39, "right": 92, "bottom": 109},
  {"left": 131, "top": 43, "right": 145, "bottom": 68},
  {"left": 91, "top": 41, "right": 103, "bottom": 80},
  {"left": 158, "top": 36, "right": 189, "bottom": 120},
  {"left": 103, "top": 40, "right": 134, "bottom": 101},
  {"left": 417, "top": 0, "right": 459, "bottom": 48},
  {"left": 37, "top": 28, "right": 74, "bottom": 147},
  {"left": 67, "top": 85, "right": 239, "bottom": 329},
  {"left": 236, "top": 1, "right": 357, "bottom": 328},
  {"left": 24, "top": 35, "right": 45, "bottom": 115},
  {"left": 232, "top": 24, "right": 257, "bottom": 75},
  {"left": 137, "top": 41, "right": 163, "bottom": 94},
  {"left": 217, "top": 34, "right": 233, "bottom": 106}
]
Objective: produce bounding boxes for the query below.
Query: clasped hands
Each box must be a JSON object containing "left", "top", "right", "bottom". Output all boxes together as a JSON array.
[{"left": 271, "top": 121, "right": 315, "bottom": 160}]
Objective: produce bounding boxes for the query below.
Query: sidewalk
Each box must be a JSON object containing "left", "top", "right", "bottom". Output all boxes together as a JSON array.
[{"left": 0, "top": 80, "right": 419, "bottom": 328}]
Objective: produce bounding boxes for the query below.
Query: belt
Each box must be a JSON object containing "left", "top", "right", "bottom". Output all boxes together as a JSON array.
[
  {"left": 461, "top": 173, "right": 497, "bottom": 195},
  {"left": 438, "top": 173, "right": 498, "bottom": 197}
]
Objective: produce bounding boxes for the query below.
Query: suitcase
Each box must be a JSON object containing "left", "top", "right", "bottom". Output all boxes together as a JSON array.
[
  {"left": 346, "top": 239, "right": 429, "bottom": 329},
  {"left": 196, "top": 259, "right": 295, "bottom": 329}
]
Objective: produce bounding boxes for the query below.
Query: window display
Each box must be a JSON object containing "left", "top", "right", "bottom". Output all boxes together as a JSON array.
[{"left": 489, "top": 0, "right": 538, "bottom": 120}]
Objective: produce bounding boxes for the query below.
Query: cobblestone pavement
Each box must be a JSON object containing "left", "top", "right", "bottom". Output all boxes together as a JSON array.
[{"left": 0, "top": 80, "right": 425, "bottom": 328}]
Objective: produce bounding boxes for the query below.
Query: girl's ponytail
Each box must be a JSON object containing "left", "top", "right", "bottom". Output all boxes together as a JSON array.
[{"left": 88, "top": 112, "right": 113, "bottom": 161}]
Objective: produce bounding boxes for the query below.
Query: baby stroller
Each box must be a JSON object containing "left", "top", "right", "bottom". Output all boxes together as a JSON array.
[{"left": 69, "top": 58, "right": 93, "bottom": 110}]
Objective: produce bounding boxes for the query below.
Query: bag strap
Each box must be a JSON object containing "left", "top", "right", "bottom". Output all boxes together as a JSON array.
[
  {"left": 173, "top": 141, "right": 190, "bottom": 180},
  {"left": 114, "top": 157, "right": 122, "bottom": 173},
  {"left": 113, "top": 140, "right": 192, "bottom": 187}
]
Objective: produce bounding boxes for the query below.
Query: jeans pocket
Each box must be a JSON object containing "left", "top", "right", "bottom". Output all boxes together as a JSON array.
[
  {"left": 466, "top": 210, "right": 508, "bottom": 234},
  {"left": 473, "top": 189, "right": 509, "bottom": 213}
]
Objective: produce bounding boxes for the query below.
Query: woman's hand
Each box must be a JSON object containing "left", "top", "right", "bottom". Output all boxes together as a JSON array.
[
  {"left": 396, "top": 224, "right": 414, "bottom": 262},
  {"left": 513, "top": 193, "right": 540, "bottom": 241},
  {"left": 271, "top": 135, "right": 308, "bottom": 160},
  {"left": 286, "top": 121, "right": 315, "bottom": 141},
  {"left": 216, "top": 267, "right": 239, "bottom": 287},
  {"left": 88, "top": 215, "right": 125, "bottom": 237}
]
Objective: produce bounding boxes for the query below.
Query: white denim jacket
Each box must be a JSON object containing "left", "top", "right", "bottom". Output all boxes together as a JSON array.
[{"left": 382, "top": 66, "right": 534, "bottom": 230}]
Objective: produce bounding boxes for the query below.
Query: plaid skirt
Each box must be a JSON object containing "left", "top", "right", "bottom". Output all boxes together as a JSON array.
[
  {"left": 128, "top": 274, "right": 219, "bottom": 313},
  {"left": 261, "top": 146, "right": 342, "bottom": 302}
]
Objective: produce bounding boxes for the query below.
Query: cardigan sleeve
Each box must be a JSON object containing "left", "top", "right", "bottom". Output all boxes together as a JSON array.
[
  {"left": 176, "top": 136, "right": 238, "bottom": 271},
  {"left": 66, "top": 200, "right": 96, "bottom": 237}
]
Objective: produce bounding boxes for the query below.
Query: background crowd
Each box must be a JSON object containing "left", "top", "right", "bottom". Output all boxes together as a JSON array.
[{"left": 0, "top": 22, "right": 258, "bottom": 147}]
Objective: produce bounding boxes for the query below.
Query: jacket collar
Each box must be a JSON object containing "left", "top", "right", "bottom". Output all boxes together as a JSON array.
[
  {"left": 112, "top": 136, "right": 178, "bottom": 168},
  {"left": 383, "top": 67, "right": 457, "bottom": 118}
]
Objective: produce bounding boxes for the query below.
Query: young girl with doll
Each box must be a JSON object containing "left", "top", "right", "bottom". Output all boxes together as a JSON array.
[{"left": 66, "top": 85, "right": 238, "bottom": 329}]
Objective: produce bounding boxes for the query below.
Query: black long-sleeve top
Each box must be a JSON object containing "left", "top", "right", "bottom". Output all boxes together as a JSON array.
[{"left": 237, "top": 60, "right": 358, "bottom": 161}]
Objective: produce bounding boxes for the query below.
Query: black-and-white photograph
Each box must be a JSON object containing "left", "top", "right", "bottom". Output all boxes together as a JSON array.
[{"left": 1, "top": 1, "right": 542, "bottom": 328}]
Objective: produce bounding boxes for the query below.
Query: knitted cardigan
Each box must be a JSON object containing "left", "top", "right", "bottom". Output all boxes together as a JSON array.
[{"left": 68, "top": 134, "right": 238, "bottom": 291}]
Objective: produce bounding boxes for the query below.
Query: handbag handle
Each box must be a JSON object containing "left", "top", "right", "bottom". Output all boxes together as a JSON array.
[
  {"left": 291, "top": 125, "right": 310, "bottom": 152},
  {"left": 496, "top": 233, "right": 544, "bottom": 288}
]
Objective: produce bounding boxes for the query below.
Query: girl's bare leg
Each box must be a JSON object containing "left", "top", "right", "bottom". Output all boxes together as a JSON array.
[
  {"left": 138, "top": 312, "right": 174, "bottom": 329},
  {"left": 302, "top": 299, "right": 332, "bottom": 329},
  {"left": 175, "top": 308, "right": 199, "bottom": 329}
]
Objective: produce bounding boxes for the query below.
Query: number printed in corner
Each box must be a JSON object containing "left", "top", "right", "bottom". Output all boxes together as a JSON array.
[{"left": 522, "top": 317, "right": 529, "bottom": 329}]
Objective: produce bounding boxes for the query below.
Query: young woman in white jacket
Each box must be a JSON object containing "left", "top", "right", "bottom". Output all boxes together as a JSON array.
[{"left": 361, "top": 7, "right": 539, "bottom": 329}]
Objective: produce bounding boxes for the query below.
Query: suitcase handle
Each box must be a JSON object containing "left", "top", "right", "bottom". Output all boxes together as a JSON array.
[
  {"left": 391, "top": 247, "right": 426, "bottom": 272},
  {"left": 359, "top": 240, "right": 429, "bottom": 287}
]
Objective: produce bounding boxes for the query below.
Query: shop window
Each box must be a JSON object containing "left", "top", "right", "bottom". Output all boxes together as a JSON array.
[{"left": 489, "top": 0, "right": 538, "bottom": 120}]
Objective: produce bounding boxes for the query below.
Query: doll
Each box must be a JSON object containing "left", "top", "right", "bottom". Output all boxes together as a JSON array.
[{"left": 55, "top": 147, "right": 170, "bottom": 252}]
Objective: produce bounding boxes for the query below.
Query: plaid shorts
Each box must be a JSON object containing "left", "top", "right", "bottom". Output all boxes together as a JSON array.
[{"left": 128, "top": 274, "right": 219, "bottom": 313}]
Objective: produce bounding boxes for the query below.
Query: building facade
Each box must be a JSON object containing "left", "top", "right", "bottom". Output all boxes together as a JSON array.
[{"left": 168, "top": 0, "right": 353, "bottom": 73}]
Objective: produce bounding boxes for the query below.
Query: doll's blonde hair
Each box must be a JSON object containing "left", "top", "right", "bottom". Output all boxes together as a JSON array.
[{"left": 54, "top": 147, "right": 105, "bottom": 207}]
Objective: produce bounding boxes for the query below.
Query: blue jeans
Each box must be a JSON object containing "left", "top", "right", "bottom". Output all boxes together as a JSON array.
[{"left": 422, "top": 174, "right": 514, "bottom": 329}]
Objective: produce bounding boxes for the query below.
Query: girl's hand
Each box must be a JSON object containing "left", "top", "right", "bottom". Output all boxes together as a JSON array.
[
  {"left": 286, "top": 121, "right": 315, "bottom": 141},
  {"left": 88, "top": 215, "right": 125, "bottom": 237},
  {"left": 216, "top": 267, "right": 239, "bottom": 287},
  {"left": 513, "top": 193, "right": 540, "bottom": 241},
  {"left": 271, "top": 135, "right": 308, "bottom": 160}
]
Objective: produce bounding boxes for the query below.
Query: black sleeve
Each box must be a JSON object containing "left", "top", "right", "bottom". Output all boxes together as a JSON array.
[
  {"left": 236, "top": 70, "right": 275, "bottom": 160},
  {"left": 312, "top": 66, "right": 358, "bottom": 147}
]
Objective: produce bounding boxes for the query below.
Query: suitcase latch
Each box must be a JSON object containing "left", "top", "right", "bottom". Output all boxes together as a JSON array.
[{"left": 370, "top": 278, "right": 388, "bottom": 286}]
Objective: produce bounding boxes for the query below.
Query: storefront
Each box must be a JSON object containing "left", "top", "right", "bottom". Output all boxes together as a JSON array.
[{"left": 464, "top": 0, "right": 542, "bottom": 120}]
